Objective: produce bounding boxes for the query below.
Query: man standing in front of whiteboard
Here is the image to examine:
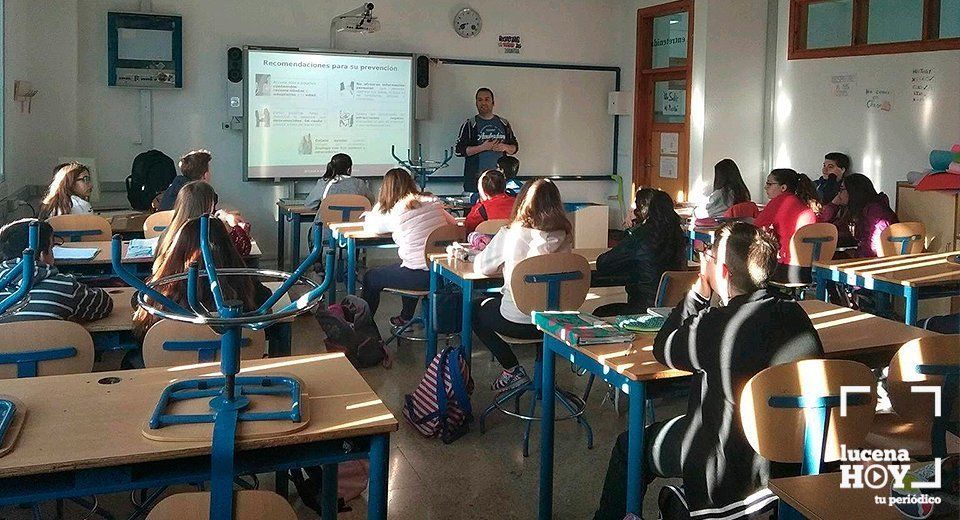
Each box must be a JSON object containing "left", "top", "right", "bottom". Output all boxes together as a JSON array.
[{"left": 455, "top": 88, "right": 519, "bottom": 194}]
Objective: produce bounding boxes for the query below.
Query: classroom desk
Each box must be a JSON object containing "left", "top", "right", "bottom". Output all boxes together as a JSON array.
[
  {"left": 85, "top": 284, "right": 296, "bottom": 356},
  {"left": 276, "top": 200, "right": 317, "bottom": 270},
  {"left": 535, "top": 301, "right": 936, "bottom": 519},
  {"left": 813, "top": 251, "right": 960, "bottom": 325},
  {"left": 768, "top": 464, "right": 925, "bottom": 520},
  {"left": 56, "top": 240, "right": 263, "bottom": 266},
  {"left": 0, "top": 353, "right": 397, "bottom": 519},
  {"left": 425, "top": 248, "right": 608, "bottom": 366}
]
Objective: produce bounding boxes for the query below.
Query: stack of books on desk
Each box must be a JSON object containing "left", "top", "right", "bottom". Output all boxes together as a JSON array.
[{"left": 534, "top": 311, "right": 636, "bottom": 346}]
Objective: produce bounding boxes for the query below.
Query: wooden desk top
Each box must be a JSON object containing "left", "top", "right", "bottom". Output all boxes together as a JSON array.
[
  {"left": 433, "top": 248, "right": 609, "bottom": 281},
  {"left": 56, "top": 240, "right": 263, "bottom": 266},
  {"left": 83, "top": 282, "right": 294, "bottom": 334},
  {"left": 329, "top": 217, "right": 467, "bottom": 241},
  {"left": 276, "top": 201, "right": 317, "bottom": 215},
  {"left": 769, "top": 467, "right": 920, "bottom": 520},
  {"left": 541, "top": 300, "right": 934, "bottom": 383},
  {"left": 0, "top": 353, "right": 397, "bottom": 478},
  {"left": 813, "top": 251, "right": 960, "bottom": 287}
]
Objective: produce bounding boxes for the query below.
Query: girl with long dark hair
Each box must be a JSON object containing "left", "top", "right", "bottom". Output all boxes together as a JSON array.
[
  {"left": 594, "top": 188, "right": 685, "bottom": 316},
  {"left": 818, "top": 173, "right": 897, "bottom": 258},
  {"left": 695, "top": 159, "right": 752, "bottom": 218},
  {"left": 754, "top": 168, "right": 820, "bottom": 281},
  {"left": 303, "top": 153, "right": 374, "bottom": 218}
]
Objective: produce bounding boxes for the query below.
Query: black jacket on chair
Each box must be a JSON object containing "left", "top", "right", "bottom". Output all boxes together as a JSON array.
[
  {"left": 595, "top": 224, "right": 684, "bottom": 311},
  {"left": 653, "top": 288, "right": 824, "bottom": 515}
]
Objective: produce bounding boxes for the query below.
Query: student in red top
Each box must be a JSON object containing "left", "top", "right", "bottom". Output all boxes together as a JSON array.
[
  {"left": 464, "top": 169, "right": 516, "bottom": 233},
  {"left": 754, "top": 168, "right": 820, "bottom": 283}
]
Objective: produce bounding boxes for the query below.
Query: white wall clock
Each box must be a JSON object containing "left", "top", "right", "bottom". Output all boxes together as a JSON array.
[{"left": 453, "top": 8, "right": 482, "bottom": 38}]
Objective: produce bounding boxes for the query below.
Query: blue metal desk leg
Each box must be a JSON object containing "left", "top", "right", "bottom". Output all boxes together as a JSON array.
[
  {"left": 904, "top": 286, "right": 918, "bottom": 326},
  {"left": 291, "top": 213, "right": 302, "bottom": 270},
  {"left": 538, "top": 337, "right": 557, "bottom": 520},
  {"left": 321, "top": 463, "right": 339, "bottom": 519},
  {"left": 268, "top": 322, "right": 292, "bottom": 357},
  {"left": 368, "top": 434, "right": 389, "bottom": 520},
  {"left": 625, "top": 380, "right": 646, "bottom": 515},
  {"left": 277, "top": 207, "right": 286, "bottom": 270},
  {"left": 461, "top": 279, "right": 474, "bottom": 363},
  {"left": 426, "top": 266, "right": 438, "bottom": 367},
  {"left": 346, "top": 238, "right": 358, "bottom": 295},
  {"left": 815, "top": 268, "right": 828, "bottom": 301},
  {"left": 778, "top": 498, "right": 802, "bottom": 520}
]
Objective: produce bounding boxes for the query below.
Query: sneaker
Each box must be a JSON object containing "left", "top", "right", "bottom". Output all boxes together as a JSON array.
[
  {"left": 389, "top": 315, "right": 411, "bottom": 327},
  {"left": 491, "top": 366, "right": 530, "bottom": 393}
]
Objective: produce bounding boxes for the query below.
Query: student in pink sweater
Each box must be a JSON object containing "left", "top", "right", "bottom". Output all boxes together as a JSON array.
[
  {"left": 754, "top": 168, "right": 820, "bottom": 283},
  {"left": 360, "top": 170, "right": 457, "bottom": 324}
]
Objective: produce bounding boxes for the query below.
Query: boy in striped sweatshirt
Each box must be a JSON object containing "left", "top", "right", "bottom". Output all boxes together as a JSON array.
[{"left": 0, "top": 219, "right": 113, "bottom": 323}]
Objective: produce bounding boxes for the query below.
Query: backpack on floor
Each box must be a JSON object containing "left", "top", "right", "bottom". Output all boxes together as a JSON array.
[
  {"left": 126, "top": 150, "right": 177, "bottom": 210},
  {"left": 403, "top": 345, "right": 473, "bottom": 444},
  {"left": 314, "top": 295, "right": 390, "bottom": 368}
]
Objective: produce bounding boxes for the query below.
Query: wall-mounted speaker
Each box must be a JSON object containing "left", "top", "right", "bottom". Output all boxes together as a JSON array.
[
  {"left": 227, "top": 47, "right": 243, "bottom": 83},
  {"left": 416, "top": 55, "right": 429, "bottom": 89}
]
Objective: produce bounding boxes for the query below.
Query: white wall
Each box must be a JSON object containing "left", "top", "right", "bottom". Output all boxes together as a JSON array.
[
  {"left": 2, "top": 0, "right": 79, "bottom": 200},
  {"left": 770, "top": 0, "right": 960, "bottom": 199},
  {"left": 71, "top": 0, "right": 625, "bottom": 254}
]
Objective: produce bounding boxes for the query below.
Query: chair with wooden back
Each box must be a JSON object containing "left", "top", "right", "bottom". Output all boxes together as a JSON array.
[
  {"left": 0, "top": 321, "right": 95, "bottom": 379},
  {"left": 654, "top": 270, "right": 699, "bottom": 308},
  {"left": 480, "top": 251, "right": 594, "bottom": 457},
  {"left": 866, "top": 336, "right": 960, "bottom": 458},
  {"left": 318, "top": 194, "right": 372, "bottom": 227},
  {"left": 385, "top": 224, "right": 466, "bottom": 345},
  {"left": 143, "top": 210, "right": 175, "bottom": 239},
  {"left": 879, "top": 222, "right": 926, "bottom": 257},
  {"left": 146, "top": 490, "right": 298, "bottom": 520},
  {"left": 772, "top": 222, "right": 838, "bottom": 294},
  {"left": 47, "top": 214, "right": 113, "bottom": 243},
  {"left": 741, "top": 359, "right": 876, "bottom": 477},
  {"left": 475, "top": 218, "right": 510, "bottom": 235},
  {"left": 142, "top": 319, "right": 266, "bottom": 368}
]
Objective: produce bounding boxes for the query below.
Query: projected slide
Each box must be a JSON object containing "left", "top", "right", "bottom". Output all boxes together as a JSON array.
[{"left": 245, "top": 49, "right": 413, "bottom": 179}]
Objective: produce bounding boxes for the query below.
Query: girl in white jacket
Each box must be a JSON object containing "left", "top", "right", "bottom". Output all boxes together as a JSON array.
[
  {"left": 472, "top": 179, "right": 572, "bottom": 393},
  {"left": 361, "top": 169, "right": 457, "bottom": 323}
]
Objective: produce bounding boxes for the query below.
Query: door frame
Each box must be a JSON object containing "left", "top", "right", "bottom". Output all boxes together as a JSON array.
[{"left": 633, "top": 0, "right": 695, "bottom": 197}]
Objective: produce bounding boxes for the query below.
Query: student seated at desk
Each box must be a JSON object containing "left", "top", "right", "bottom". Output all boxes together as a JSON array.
[
  {"left": 593, "top": 188, "right": 685, "bottom": 316},
  {"left": 0, "top": 219, "right": 113, "bottom": 323},
  {"left": 594, "top": 223, "right": 824, "bottom": 520},
  {"left": 464, "top": 169, "right": 515, "bottom": 233},
  {"left": 360, "top": 172, "right": 457, "bottom": 325},
  {"left": 754, "top": 169, "right": 819, "bottom": 283},
  {"left": 134, "top": 217, "right": 270, "bottom": 338},
  {"left": 39, "top": 162, "right": 94, "bottom": 218},
  {"left": 157, "top": 149, "right": 212, "bottom": 211},
  {"left": 497, "top": 155, "right": 523, "bottom": 196},
  {"left": 154, "top": 181, "right": 251, "bottom": 272},
  {"left": 817, "top": 173, "right": 897, "bottom": 258},
  {"left": 361, "top": 168, "right": 416, "bottom": 234},
  {"left": 472, "top": 179, "right": 572, "bottom": 393},
  {"left": 303, "top": 153, "right": 374, "bottom": 224},
  {"left": 815, "top": 152, "right": 850, "bottom": 204},
  {"left": 693, "top": 159, "right": 752, "bottom": 219}
]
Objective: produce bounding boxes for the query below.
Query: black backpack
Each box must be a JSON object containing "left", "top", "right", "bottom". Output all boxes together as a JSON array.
[{"left": 126, "top": 150, "right": 177, "bottom": 210}]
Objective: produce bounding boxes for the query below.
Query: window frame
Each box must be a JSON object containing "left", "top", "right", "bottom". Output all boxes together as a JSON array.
[{"left": 789, "top": 0, "right": 960, "bottom": 60}]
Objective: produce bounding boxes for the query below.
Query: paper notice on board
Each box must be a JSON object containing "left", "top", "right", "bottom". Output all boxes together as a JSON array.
[
  {"left": 660, "top": 133, "right": 679, "bottom": 155},
  {"left": 659, "top": 156, "right": 678, "bottom": 179},
  {"left": 498, "top": 34, "right": 522, "bottom": 54},
  {"left": 830, "top": 73, "right": 857, "bottom": 97}
]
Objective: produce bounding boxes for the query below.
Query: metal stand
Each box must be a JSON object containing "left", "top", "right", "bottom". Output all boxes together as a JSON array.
[
  {"left": 391, "top": 145, "right": 453, "bottom": 191},
  {"left": 111, "top": 216, "right": 335, "bottom": 520}
]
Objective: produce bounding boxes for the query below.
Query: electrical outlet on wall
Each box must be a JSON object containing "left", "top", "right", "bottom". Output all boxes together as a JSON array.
[{"left": 221, "top": 121, "right": 232, "bottom": 130}]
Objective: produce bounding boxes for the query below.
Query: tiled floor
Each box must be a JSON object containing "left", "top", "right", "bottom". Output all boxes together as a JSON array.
[{"left": 1, "top": 291, "right": 684, "bottom": 520}]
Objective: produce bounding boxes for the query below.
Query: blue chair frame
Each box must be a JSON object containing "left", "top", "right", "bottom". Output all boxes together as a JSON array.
[
  {"left": 915, "top": 363, "right": 960, "bottom": 458},
  {"left": 888, "top": 234, "right": 923, "bottom": 256},
  {"left": 479, "top": 269, "right": 594, "bottom": 457}
]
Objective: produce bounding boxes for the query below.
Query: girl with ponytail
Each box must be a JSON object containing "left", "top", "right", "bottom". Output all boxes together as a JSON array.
[
  {"left": 304, "top": 153, "right": 374, "bottom": 221},
  {"left": 754, "top": 168, "right": 819, "bottom": 281}
]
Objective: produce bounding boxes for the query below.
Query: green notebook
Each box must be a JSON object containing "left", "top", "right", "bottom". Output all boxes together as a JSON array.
[
  {"left": 534, "top": 311, "right": 636, "bottom": 346},
  {"left": 615, "top": 314, "right": 666, "bottom": 333}
]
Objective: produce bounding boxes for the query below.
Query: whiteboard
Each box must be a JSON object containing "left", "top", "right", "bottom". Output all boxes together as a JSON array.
[
  {"left": 414, "top": 60, "right": 618, "bottom": 178},
  {"left": 772, "top": 50, "right": 960, "bottom": 198}
]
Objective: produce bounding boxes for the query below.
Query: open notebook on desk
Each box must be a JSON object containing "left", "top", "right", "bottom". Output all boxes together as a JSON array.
[
  {"left": 125, "top": 237, "right": 158, "bottom": 259},
  {"left": 52, "top": 246, "right": 100, "bottom": 261}
]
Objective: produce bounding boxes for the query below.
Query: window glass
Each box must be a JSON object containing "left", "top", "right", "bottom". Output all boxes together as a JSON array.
[
  {"left": 806, "top": 0, "right": 853, "bottom": 49},
  {"left": 941, "top": 0, "right": 960, "bottom": 39},
  {"left": 654, "top": 80, "right": 686, "bottom": 124},
  {"left": 651, "top": 12, "right": 688, "bottom": 68},
  {"left": 867, "top": 0, "right": 923, "bottom": 44}
]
